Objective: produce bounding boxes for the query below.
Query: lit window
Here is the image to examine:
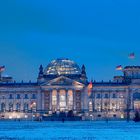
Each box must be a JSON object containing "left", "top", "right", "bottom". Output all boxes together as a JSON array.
[
  {"left": 120, "top": 95, "right": 124, "bottom": 98},
  {"left": 112, "top": 103, "right": 116, "bottom": 111},
  {"left": 9, "top": 103, "right": 13, "bottom": 112},
  {"left": 59, "top": 90, "right": 66, "bottom": 109},
  {"left": 89, "top": 101, "right": 93, "bottom": 112},
  {"left": 97, "top": 103, "right": 101, "bottom": 112},
  {"left": 31, "top": 102, "right": 37, "bottom": 112},
  {"left": 121, "top": 114, "right": 124, "bottom": 119},
  {"left": 52, "top": 90, "right": 57, "bottom": 106},
  {"left": 68, "top": 90, "right": 73, "bottom": 110}
]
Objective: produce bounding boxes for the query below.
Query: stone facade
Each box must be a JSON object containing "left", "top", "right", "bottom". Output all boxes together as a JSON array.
[{"left": 0, "top": 58, "right": 140, "bottom": 120}]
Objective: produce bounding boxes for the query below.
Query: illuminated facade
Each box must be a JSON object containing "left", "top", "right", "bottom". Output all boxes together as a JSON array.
[{"left": 0, "top": 58, "right": 140, "bottom": 120}]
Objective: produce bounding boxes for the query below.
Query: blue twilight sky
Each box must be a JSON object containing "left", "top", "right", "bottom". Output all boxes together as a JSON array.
[{"left": 0, "top": 0, "right": 140, "bottom": 82}]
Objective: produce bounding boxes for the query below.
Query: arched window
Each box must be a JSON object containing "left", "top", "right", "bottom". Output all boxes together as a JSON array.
[
  {"left": 9, "top": 103, "right": 13, "bottom": 112},
  {"left": 24, "top": 94, "right": 28, "bottom": 99},
  {"left": 16, "top": 103, "right": 20, "bottom": 112},
  {"left": 32, "top": 94, "right": 36, "bottom": 99},
  {"left": 96, "top": 103, "right": 101, "bottom": 112},
  {"left": 97, "top": 94, "right": 101, "bottom": 99},
  {"left": 9, "top": 94, "right": 13, "bottom": 99},
  {"left": 112, "top": 103, "right": 116, "bottom": 112},
  {"left": 24, "top": 103, "right": 29, "bottom": 112},
  {"left": 105, "top": 94, "right": 109, "bottom": 99},
  {"left": 1, "top": 103, "right": 5, "bottom": 112},
  {"left": 112, "top": 94, "right": 117, "bottom": 98},
  {"left": 16, "top": 94, "right": 20, "bottom": 99}
]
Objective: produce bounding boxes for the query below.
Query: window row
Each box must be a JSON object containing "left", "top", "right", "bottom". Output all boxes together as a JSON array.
[
  {"left": 89, "top": 101, "right": 125, "bottom": 112},
  {"left": 96, "top": 93, "right": 118, "bottom": 99},
  {"left": 0, "top": 102, "right": 37, "bottom": 112},
  {"left": 1, "top": 94, "right": 37, "bottom": 100}
]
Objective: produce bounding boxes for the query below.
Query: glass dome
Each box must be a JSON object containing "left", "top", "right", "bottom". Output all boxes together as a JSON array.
[{"left": 44, "top": 58, "right": 81, "bottom": 75}]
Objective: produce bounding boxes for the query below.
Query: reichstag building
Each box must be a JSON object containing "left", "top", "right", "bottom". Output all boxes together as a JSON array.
[{"left": 0, "top": 58, "right": 140, "bottom": 120}]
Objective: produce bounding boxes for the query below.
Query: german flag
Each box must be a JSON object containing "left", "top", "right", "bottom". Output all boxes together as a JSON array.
[
  {"left": 129, "top": 53, "right": 135, "bottom": 59},
  {"left": 0, "top": 66, "right": 5, "bottom": 72},
  {"left": 88, "top": 81, "right": 93, "bottom": 96},
  {"left": 116, "top": 65, "right": 123, "bottom": 71}
]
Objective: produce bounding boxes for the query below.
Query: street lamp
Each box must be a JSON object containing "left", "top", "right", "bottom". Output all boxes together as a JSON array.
[{"left": 30, "top": 102, "right": 36, "bottom": 121}]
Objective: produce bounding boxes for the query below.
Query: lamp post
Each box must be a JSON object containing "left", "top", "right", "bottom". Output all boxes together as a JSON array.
[{"left": 31, "top": 102, "right": 36, "bottom": 121}]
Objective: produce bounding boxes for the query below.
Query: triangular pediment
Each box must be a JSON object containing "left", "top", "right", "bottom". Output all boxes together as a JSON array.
[{"left": 41, "top": 76, "right": 84, "bottom": 87}]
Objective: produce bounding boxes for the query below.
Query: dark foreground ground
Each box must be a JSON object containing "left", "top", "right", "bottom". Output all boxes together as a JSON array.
[{"left": 0, "top": 121, "right": 140, "bottom": 140}]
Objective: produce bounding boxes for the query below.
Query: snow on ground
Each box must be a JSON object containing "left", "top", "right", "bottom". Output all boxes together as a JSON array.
[{"left": 0, "top": 121, "right": 140, "bottom": 140}]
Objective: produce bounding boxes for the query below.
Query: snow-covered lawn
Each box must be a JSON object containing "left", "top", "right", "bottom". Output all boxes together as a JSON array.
[{"left": 0, "top": 121, "right": 140, "bottom": 140}]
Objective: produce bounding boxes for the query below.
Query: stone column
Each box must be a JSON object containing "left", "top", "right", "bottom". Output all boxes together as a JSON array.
[
  {"left": 36, "top": 91, "right": 39, "bottom": 112},
  {"left": 72, "top": 89, "right": 74, "bottom": 111},
  {"left": 126, "top": 88, "right": 131, "bottom": 121},
  {"left": 130, "top": 91, "right": 134, "bottom": 110},
  {"left": 73, "top": 90, "right": 76, "bottom": 111},
  {"left": 93, "top": 90, "right": 95, "bottom": 112},
  {"left": 49, "top": 90, "right": 52, "bottom": 111},
  {"left": 101, "top": 90, "right": 103, "bottom": 112},
  {"left": 109, "top": 90, "right": 111, "bottom": 112},
  {"left": 117, "top": 91, "right": 120, "bottom": 111},
  {"left": 66, "top": 89, "right": 68, "bottom": 110},
  {"left": 57, "top": 90, "right": 60, "bottom": 111},
  {"left": 41, "top": 91, "right": 45, "bottom": 111},
  {"left": 131, "top": 92, "right": 134, "bottom": 110}
]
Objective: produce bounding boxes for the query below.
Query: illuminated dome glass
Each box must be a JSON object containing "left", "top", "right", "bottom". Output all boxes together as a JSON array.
[{"left": 44, "top": 58, "right": 81, "bottom": 75}]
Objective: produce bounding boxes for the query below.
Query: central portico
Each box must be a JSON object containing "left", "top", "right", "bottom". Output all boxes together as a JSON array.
[
  {"left": 37, "top": 58, "right": 88, "bottom": 115},
  {"left": 41, "top": 76, "right": 85, "bottom": 113}
]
